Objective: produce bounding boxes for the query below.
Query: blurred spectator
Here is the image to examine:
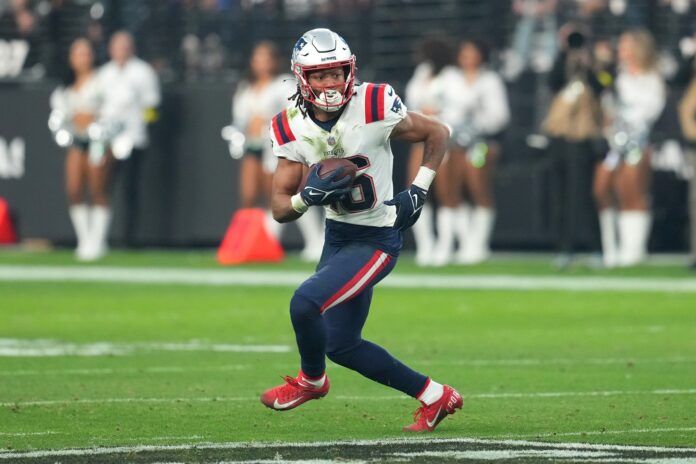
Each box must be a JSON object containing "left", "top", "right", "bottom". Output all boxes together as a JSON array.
[
  {"left": 543, "top": 23, "right": 609, "bottom": 267},
  {"left": 433, "top": 38, "right": 510, "bottom": 265},
  {"left": 404, "top": 36, "right": 454, "bottom": 266},
  {"left": 181, "top": 0, "right": 227, "bottom": 80},
  {"left": 0, "top": 0, "right": 42, "bottom": 77},
  {"left": 676, "top": 32, "right": 696, "bottom": 269},
  {"left": 595, "top": 29, "right": 665, "bottom": 267},
  {"left": 49, "top": 38, "right": 110, "bottom": 261},
  {"left": 503, "top": 0, "right": 559, "bottom": 80},
  {"left": 228, "top": 41, "right": 323, "bottom": 261},
  {"left": 98, "top": 31, "right": 161, "bottom": 247}
]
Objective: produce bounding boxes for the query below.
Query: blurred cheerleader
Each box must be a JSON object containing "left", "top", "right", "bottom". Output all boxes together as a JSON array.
[
  {"left": 49, "top": 38, "right": 111, "bottom": 261},
  {"left": 230, "top": 41, "right": 324, "bottom": 261},
  {"left": 404, "top": 37, "right": 455, "bottom": 266},
  {"left": 432, "top": 38, "right": 510, "bottom": 265},
  {"left": 595, "top": 30, "right": 665, "bottom": 267}
]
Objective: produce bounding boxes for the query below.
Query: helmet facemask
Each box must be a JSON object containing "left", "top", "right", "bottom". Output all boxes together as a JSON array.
[{"left": 293, "top": 58, "right": 356, "bottom": 113}]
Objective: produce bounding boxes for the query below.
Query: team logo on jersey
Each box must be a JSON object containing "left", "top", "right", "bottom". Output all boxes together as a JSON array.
[
  {"left": 391, "top": 96, "right": 403, "bottom": 114},
  {"left": 327, "top": 136, "right": 336, "bottom": 146}
]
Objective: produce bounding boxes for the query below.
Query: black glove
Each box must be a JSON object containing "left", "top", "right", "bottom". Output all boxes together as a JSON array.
[
  {"left": 300, "top": 164, "right": 353, "bottom": 207},
  {"left": 383, "top": 184, "right": 428, "bottom": 231}
]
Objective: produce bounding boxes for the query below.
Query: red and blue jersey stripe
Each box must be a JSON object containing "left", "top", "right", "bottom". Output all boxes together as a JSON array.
[
  {"left": 271, "top": 110, "right": 296, "bottom": 146},
  {"left": 364, "top": 83, "right": 386, "bottom": 124}
]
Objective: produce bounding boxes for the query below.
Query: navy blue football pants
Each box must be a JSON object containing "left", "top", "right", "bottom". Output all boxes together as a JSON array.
[{"left": 290, "top": 242, "right": 428, "bottom": 398}]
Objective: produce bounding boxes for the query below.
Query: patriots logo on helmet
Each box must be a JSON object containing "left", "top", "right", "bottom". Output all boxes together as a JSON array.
[{"left": 293, "top": 37, "right": 308, "bottom": 56}]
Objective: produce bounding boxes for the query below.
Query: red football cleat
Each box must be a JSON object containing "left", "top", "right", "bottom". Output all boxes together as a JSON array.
[
  {"left": 403, "top": 385, "right": 463, "bottom": 432},
  {"left": 260, "top": 373, "right": 330, "bottom": 411}
]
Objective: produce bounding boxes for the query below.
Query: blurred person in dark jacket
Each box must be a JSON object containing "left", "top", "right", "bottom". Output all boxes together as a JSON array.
[{"left": 544, "top": 23, "right": 609, "bottom": 268}]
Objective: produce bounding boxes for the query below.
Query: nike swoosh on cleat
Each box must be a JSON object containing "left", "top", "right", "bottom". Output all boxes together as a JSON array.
[
  {"left": 426, "top": 406, "right": 443, "bottom": 428},
  {"left": 273, "top": 397, "right": 303, "bottom": 409}
]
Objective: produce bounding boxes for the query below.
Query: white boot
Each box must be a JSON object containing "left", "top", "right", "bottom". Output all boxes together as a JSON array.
[
  {"left": 462, "top": 207, "right": 495, "bottom": 264},
  {"left": 264, "top": 209, "right": 282, "bottom": 240},
  {"left": 412, "top": 204, "right": 435, "bottom": 266},
  {"left": 83, "top": 206, "right": 111, "bottom": 261},
  {"left": 431, "top": 207, "right": 456, "bottom": 266},
  {"left": 618, "top": 210, "right": 651, "bottom": 267},
  {"left": 598, "top": 209, "right": 619, "bottom": 268},
  {"left": 453, "top": 204, "right": 472, "bottom": 264},
  {"left": 69, "top": 204, "right": 90, "bottom": 261},
  {"left": 297, "top": 207, "right": 324, "bottom": 262}
]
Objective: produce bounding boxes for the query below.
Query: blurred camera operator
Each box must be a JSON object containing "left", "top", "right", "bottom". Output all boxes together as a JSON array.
[
  {"left": 544, "top": 24, "right": 609, "bottom": 268},
  {"left": 595, "top": 29, "right": 665, "bottom": 267},
  {"left": 98, "top": 31, "right": 161, "bottom": 248}
]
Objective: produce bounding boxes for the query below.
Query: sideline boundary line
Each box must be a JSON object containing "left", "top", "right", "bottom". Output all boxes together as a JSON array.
[
  {"left": 3, "top": 265, "right": 696, "bottom": 293},
  {"left": 1, "top": 436, "right": 695, "bottom": 459}
]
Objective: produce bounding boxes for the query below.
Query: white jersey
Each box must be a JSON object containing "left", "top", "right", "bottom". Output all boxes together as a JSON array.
[
  {"left": 232, "top": 74, "right": 295, "bottom": 172},
  {"left": 49, "top": 74, "right": 102, "bottom": 136},
  {"left": 615, "top": 70, "right": 665, "bottom": 130},
  {"left": 270, "top": 82, "right": 407, "bottom": 228},
  {"left": 97, "top": 57, "right": 160, "bottom": 149},
  {"left": 405, "top": 62, "right": 442, "bottom": 114},
  {"left": 433, "top": 67, "right": 510, "bottom": 136}
]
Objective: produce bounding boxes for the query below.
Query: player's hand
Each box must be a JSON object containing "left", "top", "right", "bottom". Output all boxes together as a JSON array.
[
  {"left": 300, "top": 164, "right": 353, "bottom": 207},
  {"left": 384, "top": 184, "right": 427, "bottom": 231}
]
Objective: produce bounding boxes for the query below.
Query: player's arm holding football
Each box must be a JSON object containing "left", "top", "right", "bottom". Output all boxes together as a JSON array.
[
  {"left": 272, "top": 157, "right": 353, "bottom": 223},
  {"left": 385, "top": 111, "right": 450, "bottom": 230}
]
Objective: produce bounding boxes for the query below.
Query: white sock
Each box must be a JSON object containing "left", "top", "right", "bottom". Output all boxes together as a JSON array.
[
  {"left": 417, "top": 378, "right": 444, "bottom": 405},
  {"left": 412, "top": 204, "right": 434, "bottom": 264},
  {"left": 454, "top": 204, "right": 471, "bottom": 258},
  {"left": 433, "top": 207, "right": 456, "bottom": 265},
  {"left": 69, "top": 204, "right": 89, "bottom": 254},
  {"left": 89, "top": 206, "right": 111, "bottom": 256},
  {"left": 301, "top": 372, "right": 326, "bottom": 388},
  {"left": 463, "top": 207, "right": 495, "bottom": 263},
  {"left": 297, "top": 207, "right": 324, "bottom": 261},
  {"left": 598, "top": 208, "right": 618, "bottom": 268},
  {"left": 264, "top": 209, "right": 282, "bottom": 239},
  {"left": 618, "top": 210, "right": 651, "bottom": 267}
]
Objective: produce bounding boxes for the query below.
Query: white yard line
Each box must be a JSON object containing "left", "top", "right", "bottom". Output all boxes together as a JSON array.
[
  {"left": 0, "top": 339, "right": 290, "bottom": 357},
  {"left": 416, "top": 356, "right": 696, "bottom": 367},
  {"left": 2, "top": 265, "right": 696, "bottom": 293},
  {"left": 0, "top": 436, "right": 695, "bottom": 460},
  {"left": 0, "top": 364, "right": 250, "bottom": 376},
  {"left": 503, "top": 427, "right": 696, "bottom": 439},
  {"left": 2, "top": 388, "right": 695, "bottom": 408},
  {"left": 0, "top": 432, "right": 58, "bottom": 437}
]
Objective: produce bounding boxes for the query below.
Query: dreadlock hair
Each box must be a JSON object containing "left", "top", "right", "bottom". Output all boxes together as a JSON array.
[{"left": 288, "top": 84, "right": 309, "bottom": 118}]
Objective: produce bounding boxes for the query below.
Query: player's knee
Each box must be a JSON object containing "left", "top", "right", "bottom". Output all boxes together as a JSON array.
[
  {"left": 326, "top": 339, "right": 361, "bottom": 366},
  {"left": 289, "top": 291, "right": 319, "bottom": 323}
]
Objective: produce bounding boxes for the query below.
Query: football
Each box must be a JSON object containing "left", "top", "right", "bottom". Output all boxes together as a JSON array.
[{"left": 299, "top": 158, "right": 358, "bottom": 191}]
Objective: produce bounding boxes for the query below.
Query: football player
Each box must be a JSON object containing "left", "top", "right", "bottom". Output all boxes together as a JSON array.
[{"left": 260, "top": 29, "right": 462, "bottom": 432}]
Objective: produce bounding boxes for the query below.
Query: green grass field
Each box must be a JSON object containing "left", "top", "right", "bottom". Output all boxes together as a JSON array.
[{"left": 0, "top": 250, "right": 695, "bottom": 463}]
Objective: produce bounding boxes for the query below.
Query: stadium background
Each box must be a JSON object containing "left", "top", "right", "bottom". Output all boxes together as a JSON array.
[
  {"left": 0, "top": 0, "right": 691, "bottom": 253},
  {"left": 1, "top": 2, "right": 695, "bottom": 460}
]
